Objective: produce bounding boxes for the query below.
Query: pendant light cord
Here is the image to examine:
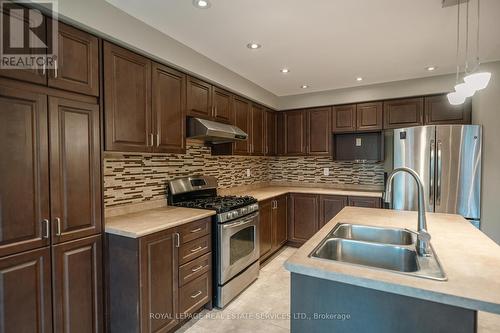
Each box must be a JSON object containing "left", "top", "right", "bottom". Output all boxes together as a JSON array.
[
  {"left": 475, "top": 0, "right": 481, "bottom": 70},
  {"left": 455, "top": 1, "right": 460, "bottom": 83},
  {"left": 465, "top": 0, "right": 470, "bottom": 73}
]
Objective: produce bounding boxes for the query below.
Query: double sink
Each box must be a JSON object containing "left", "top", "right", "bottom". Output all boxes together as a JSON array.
[{"left": 310, "top": 223, "right": 447, "bottom": 281}]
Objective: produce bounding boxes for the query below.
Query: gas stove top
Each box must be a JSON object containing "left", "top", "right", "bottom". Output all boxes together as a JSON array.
[{"left": 174, "top": 195, "right": 257, "bottom": 213}]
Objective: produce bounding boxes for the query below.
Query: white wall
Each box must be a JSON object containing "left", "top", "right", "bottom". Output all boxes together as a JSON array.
[
  {"left": 278, "top": 74, "right": 457, "bottom": 110},
  {"left": 45, "top": 0, "right": 280, "bottom": 109},
  {"left": 472, "top": 61, "right": 500, "bottom": 244}
]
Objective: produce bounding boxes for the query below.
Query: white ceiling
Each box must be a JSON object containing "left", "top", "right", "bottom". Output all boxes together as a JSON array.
[{"left": 106, "top": 0, "right": 500, "bottom": 96}]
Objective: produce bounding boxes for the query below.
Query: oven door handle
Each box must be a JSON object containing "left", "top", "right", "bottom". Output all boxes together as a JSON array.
[{"left": 222, "top": 212, "right": 259, "bottom": 229}]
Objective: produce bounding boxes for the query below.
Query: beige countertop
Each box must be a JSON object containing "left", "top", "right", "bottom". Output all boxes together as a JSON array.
[
  {"left": 284, "top": 206, "right": 500, "bottom": 314},
  {"left": 105, "top": 205, "right": 215, "bottom": 238},
  {"left": 224, "top": 185, "right": 383, "bottom": 202}
]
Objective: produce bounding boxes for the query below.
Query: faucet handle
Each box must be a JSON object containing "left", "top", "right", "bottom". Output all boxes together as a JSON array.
[{"left": 404, "top": 228, "right": 431, "bottom": 242}]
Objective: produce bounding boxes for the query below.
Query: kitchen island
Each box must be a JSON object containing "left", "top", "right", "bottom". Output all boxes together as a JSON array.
[{"left": 284, "top": 207, "right": 500, "bottom": 333}]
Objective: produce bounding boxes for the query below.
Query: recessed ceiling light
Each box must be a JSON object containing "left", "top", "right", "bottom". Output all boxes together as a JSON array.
[
  {"left": 246, "top": 42, "right": 261, "bottom": 50},
  {"left": 301, "top": 85, "right": 309, "bottom": 89},
  {"left": 356, "top": 77, "right": 363, "bottom": 81},
  {"left": 193, "top": 0, "right": 210, "bottom": 8},
  {"left": 280, "top": 68, "right": 290, "bottom": 73},
  {"left": 426, "top": 66, "right": 437, "bottom": 71}
]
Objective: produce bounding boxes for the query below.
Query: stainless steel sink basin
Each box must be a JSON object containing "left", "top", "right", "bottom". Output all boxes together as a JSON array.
[
  {"left": 314, "top": 238, "right": 419, "bottom": 272},
  {"left": 310, "top": 223, "right": 447, "bottom": 281},
  {"left": 330, "top": 223, "right": 414, "bottom": 245}
]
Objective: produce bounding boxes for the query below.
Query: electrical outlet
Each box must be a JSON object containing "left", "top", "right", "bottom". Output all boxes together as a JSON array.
[
  {"left": 356, "top": 138, "right": 362, "bottom": 147},
  {"left": 246, "top": 169, "right": 251, "bottom": 177},
  {"left": 323, "top": 168, "right": 329, "bottom": 176}
]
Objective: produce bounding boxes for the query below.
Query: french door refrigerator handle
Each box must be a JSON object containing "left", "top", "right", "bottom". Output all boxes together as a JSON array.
[
  {"left": 436, "top": 140, "right": 442, "bottom": 205},
  {"left": 429, "top": 140, "right": 435, "bottom": 206}
]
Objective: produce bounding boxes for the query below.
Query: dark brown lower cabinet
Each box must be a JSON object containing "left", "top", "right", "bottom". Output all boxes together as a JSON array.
[
  {"left": 348, "top": 196, "right": 382, "bottom": 208},
  {"left": 288, "top": 193, "right": 319, "bottom": 246},
  {"left": 260, "top": 195, "right": 288, "bottom": 262},
  {"left": 319, "top": 195, "right": 348, "bottom": 228},
  {"left": 52, "top": 235, "right": 103, "bottom": 333},
  {"left": 259, "top": 199, "right": 273, "bottom": 259},
  {"left": 108, "top": 218, "right": 212, "bottom": 333},
  {"left": 0, "top": 247, "right": 53, "bottom": 333}
]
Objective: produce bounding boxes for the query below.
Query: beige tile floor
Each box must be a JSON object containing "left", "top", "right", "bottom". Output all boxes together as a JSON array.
[{"left": 176, "top": 246, "right": 500, "bottom": 333}]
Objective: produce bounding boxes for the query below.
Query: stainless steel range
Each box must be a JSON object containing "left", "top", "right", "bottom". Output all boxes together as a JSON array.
[{"left": 168, "top": 176, "right": 260, "bottom": 308}]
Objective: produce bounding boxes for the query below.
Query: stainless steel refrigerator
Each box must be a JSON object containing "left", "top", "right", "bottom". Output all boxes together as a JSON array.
[{"left": 392, "top": 125, "right": 482, "bottom": 227}]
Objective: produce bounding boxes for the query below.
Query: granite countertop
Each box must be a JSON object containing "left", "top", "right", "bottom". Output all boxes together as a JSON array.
[
  {"left": 284, "top": 206, "right": 500, "bottom": 314},
  {"left": 224, "top": 185, "right": 383, "bottom": 202},
  {"left": 105, "top": 205, "right": 215, "bottom": 238}
]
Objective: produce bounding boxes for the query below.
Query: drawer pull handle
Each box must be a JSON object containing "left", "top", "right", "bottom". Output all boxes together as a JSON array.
[
  {"left": 190, "top": 291, "right": 202, "bottom": 299},
  {"left": 190, "top": 227, "right": 203, "bottom": 233},
  {"left": 190, "top": 246, "right": 204, "bottom": 253},
  {"left": 191, "top": 265, "right": 205, "bottom": 272}
]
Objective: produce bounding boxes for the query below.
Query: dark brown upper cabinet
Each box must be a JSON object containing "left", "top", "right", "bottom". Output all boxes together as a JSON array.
[
  {"left": 48, "top": 97, "right": 102, "bottom": 244},
  {"left": 332, "top": 104, "right": 356, "bottom": 132},
  {"left": 0, "top": 84, "right": 50, "bottom": 258},
  {"left": 48, "top": 21, "right": 99, "bottom": 96},
  {"left": 213, "top": 87, "right": 233, "bottom": 123},
  {"left": 383, "top": 97, "right": 424, "bottom": 129},
  {"left": 232, "top": 96, "right": 251, "bottom": 155},
  {"left": 104, "top": 41, "right": 152, "bottom": 152},
  {"left": 424, "top": 94, "right": 471, "bottom": 125},
  {"left": 251, "top": 103, "right": 265, "bottom": 155},
  {"left": 52, "top": 235, "right": 103, "bottom": 333},
  {"left": 0, "top": 247, "right": 53, "bottom": 333},
  {"left": 307, "top": 107, "right": 332, "bottom": 155},
  {"left": 285, "top": 110, "right": 307, "bottom": 155},
  {"left": 276, "top": 112, "right": 286, "bottom": 155},
  {"left": 186, "top": 76, "right": 212, "bottom": 119},
  {"left": 186, "top": 76, "right": 234, "bottom": 124},
  {"left": 0, "top": 8, "right": 47, "bottom": 85},
  {"left": 356, "top": 102, "right": 383, "bottom": 131},
  {"left": 153, "top": 63, "right": 186, "bottom": 154},
  {"left": 266, "top": 110, "right": 277, "bottom": 156}
]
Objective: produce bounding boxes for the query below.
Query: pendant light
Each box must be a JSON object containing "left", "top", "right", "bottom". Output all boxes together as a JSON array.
[
  {"left": 463, "top": 0, "right": 491, "bottom": 91},
  {"left": 447, "top": 1, "right": 464, "bottom": 105}
]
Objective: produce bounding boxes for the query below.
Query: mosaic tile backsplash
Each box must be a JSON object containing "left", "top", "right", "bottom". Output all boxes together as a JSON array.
[{"left": 104, "top": 142, "right": 384, "bottom": 207}]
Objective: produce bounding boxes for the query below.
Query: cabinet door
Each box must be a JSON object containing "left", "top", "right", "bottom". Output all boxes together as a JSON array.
[
  {"left": 0, "top": 247, "right": 52, "bottom": 333},
  {"left": 49, "top": 97, "right": 101, "bottom": 244},
  {"left": 48, "top": 21, "right": 99, "bottom": 96},
  {"left": 424, "top": 94, "right": 471, "bottom": 125},
  {"left": 266, "top": 110, "right": 276, "bottom": 156},
  {"left": 213, "top": 87, "right": 233, "bottom": 124},
  {"left": 0, "top": 8, "right": 47, "bottom": 85},
  {"left": 319, "top": 195, "right": 347, "bottom": 228},
  {"left": 307, "top": 107, "right": 331, "bottom": 155},
  {"left": 272, "top": 195, "right": 287, "bottom": 251},
  {"left": 251, "top": 104, "right": 265, "bottom": 155},
  {"left": 52, "top": 235, "right": 103, "bottom": 333},
  {"left": 288, "top": 194, "right": 319, "bottom": 244},
  {"left": 332, "top": 105, "right": 356, "bottom": 132},
  {"left": 152, "top": 63, "right": 186, "bottom": 153},
  {"left": 104, "top": 41, "right": 152, "bottom": 152},
  {"left": 0, "top": 84, "right": 50, "bottom": 257},
  {"left": 259, "top": 199, "right": 273, "bottom": 259},
  {"left": 139, "top": 229, "right": 178, "bottom": 333},
  {"left": 348, "top": 196, "right": 382, "bottom": 208},
  {"left": 356, "top": 102, "right": 383, "bottom": 131},
  {"left": 186, "top": 76, "right": 212, "bottom": 119},
  {"left": 233, "top": 96, "right": 251, "bottom": 154},
  {"left": 276, "top": 112, "right": 286, "bottom": 156},
  {"left": 285, "top": 110, "right": 307, "bottom": 155},
  {"left": 383, "top": 98, "right": 424, "bottom": 129}
]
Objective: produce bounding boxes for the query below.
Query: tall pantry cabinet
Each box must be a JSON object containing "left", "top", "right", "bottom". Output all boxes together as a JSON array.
[{"left": 0, "top": 15, "right": 103, "bottom": 333}]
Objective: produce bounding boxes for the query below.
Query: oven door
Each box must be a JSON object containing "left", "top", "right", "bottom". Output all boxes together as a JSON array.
[{"left": 218, "top": 212, "right": 260, "bottom": 284}]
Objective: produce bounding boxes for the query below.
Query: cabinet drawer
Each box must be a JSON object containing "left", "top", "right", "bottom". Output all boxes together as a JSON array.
[
  {"left": 179, "top": 273, "right": 211, "bottom": 315},
  {"left": 179, "top": 235, "right": 211, "bottom": 265},
  {"left": 179, "top": 252, "right": 211, "bottom": 286},
  {"left": 178, "top": 218, "right": 211, "bottom": 244}
]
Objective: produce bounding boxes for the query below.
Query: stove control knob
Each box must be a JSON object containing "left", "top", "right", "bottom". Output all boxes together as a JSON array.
[
  {"left": 241, "top": 207, "right": 247, "bottom": 214},
  {"left": 226, "top": 212, "right": 234, "bottom": 220}
]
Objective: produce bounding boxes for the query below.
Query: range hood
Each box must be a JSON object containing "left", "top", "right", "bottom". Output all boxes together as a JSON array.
[{"left": 187, "top": 117, "right": 248, "bottom": 144}]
